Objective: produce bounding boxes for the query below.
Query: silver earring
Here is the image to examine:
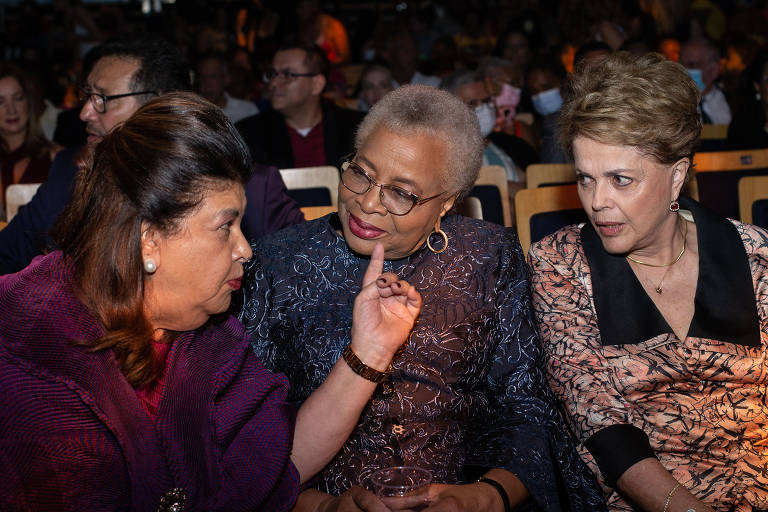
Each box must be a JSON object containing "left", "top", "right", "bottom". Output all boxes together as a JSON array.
[{"left": 144, "top": 259, "right": 157, "bottom": 274}]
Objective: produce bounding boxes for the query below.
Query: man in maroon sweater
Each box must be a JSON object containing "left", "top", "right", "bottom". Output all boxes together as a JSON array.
[{"left": 236, "top": 43, "right": 363, "bottom": 170}]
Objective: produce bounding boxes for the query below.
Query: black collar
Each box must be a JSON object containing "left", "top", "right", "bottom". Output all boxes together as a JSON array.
[{"left": 581, "top": 197, "right": 761, "bottom": 347}]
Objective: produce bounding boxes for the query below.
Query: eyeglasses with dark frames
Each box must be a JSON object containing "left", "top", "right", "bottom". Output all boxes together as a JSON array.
[
  {"left": 262, "top": 69, "right": 320, "bottom": 83},
  {"left": 340, "top": 157, "right": 444, "bottom": 216},
  {"left": 78, "top": 87, "right": 157, "bottom": 114}
]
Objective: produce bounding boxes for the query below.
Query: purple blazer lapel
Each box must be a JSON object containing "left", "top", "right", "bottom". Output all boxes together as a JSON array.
[
  {"left": 153, "top": 316, "right": 255, "bottom": 508},
  {"left": 153, "top": 329, "right": 220, "bottom": 506}
]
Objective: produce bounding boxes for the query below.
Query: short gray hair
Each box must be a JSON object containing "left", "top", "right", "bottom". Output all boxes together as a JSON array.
[{"left": 355, "top": 84, "right": 484, "bottom": 197}]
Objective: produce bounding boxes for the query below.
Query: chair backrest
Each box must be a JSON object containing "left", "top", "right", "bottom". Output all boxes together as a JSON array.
[
  {"left": 0, "top": 220, "right": 6, "bottom": 231},
  {"left": 6, "top": 183, "right": 42, "bottom": 222},
  {"left": 464, "top": 165, "right": 512, "bottom": 227},
  {"left": 454, "top": 196, "right": 483, "bottom": 220},
  {"left": 701, "top": 124, "right": 729, "bottom": 140},
  {"left": 300, "top": 205, "right": 338, "bottom": 221},
  {"left": 694, "top": 149, "right": 768, "bottom": 171},
  {"left": 525, "top": 163, "right": 576, "bottom": 189},
  {"left": 279, "top": 166, "right": 340, "bottom": 207},
  {"left": 699, "top": 125, "right": 730, "bottom": 151},
  {"left": 514, "top": 184, "right": 586, "bottom": 258},
  {"left": 693, "top": 149, "right": 768, "bottom": 220},
  {"left": 738, "top": 175, "right": 768, "bottom": 227}
]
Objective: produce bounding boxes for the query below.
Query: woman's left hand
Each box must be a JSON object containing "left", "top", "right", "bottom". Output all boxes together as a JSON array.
[
  {"left": 422, "top": 469, "right": 528, "bottom": 512},
  {"left": 350, "top": 243, "right": 422, "bottom": 370}
]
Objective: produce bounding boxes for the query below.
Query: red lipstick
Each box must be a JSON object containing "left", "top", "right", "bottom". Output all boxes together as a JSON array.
[{"left": 348, "top": 213, "right": 386, "bottom": 240}]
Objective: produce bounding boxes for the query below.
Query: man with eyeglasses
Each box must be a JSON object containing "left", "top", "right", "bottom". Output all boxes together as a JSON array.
[
  {"left": 0, "top": 36, "right": 304, "bottom": 275},
  {"left": 236, "top": 42, "right": 363, "bottom": 170}
]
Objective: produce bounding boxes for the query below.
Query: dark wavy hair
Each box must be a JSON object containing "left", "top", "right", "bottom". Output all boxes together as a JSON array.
[{"left": 53, "top": 92, "right": 252, "bottom": 388}]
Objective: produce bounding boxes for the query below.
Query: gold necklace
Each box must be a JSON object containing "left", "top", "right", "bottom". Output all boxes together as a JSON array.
[
  {"left": 626, "top": 218, "right": 687, "bottom": 267},
  {"left": 627, "top": 218, "right": 687, "bottom": 294}
]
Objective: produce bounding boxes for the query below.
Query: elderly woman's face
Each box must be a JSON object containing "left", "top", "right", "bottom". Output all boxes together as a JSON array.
[
  {"left": 142, "top": 182, "right": 252, "bottom": 332},
  {"left": 338, "top": 127, "right": 456, "bottom": 259},
  {"left": 573, "top": 137, "right": 687, "bottom": 256}
]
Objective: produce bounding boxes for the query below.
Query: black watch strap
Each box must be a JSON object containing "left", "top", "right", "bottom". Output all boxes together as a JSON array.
[{"left": 477, "top": 477, "right": 512, "bottom": 512}]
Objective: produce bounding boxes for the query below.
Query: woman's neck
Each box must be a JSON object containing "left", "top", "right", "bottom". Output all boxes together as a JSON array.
[
  {"left": 628, "top": 213, "right": 685, "bottom": 265},
  {"left": 3, "top": 132, "right": 25, "bottom": 153}
]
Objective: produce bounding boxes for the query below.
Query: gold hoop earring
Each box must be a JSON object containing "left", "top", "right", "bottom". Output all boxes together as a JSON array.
[{"left": 427, "top": 229, "right": 448, "bottom": 253}]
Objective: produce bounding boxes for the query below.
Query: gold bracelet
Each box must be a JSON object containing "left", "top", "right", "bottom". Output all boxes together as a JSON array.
[
  {"left": 341, "top": 345, "right": 392, "bottom": 384},
  {"left": 663, "top": 482, "right": 683, "bottom": 512}
]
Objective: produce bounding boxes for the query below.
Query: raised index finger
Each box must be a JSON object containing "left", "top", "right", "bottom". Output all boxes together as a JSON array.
[{"left": 362, "top": 242, "right": 385, "bottom": 288}]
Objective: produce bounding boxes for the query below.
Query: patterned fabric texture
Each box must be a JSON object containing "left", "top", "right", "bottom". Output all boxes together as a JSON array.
[
  {"left": 239, "top": 213, "right": 606, "bottom": 511},
  {"left": 529, "top": 215, "right": 768, "bottom": 511},
  {"left": 0, "top": 252, "right": 299, "bottom": 511}
]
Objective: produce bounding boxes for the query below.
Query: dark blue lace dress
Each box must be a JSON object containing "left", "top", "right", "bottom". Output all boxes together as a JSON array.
[{"left": 239, "top": 213, "right": 606, "bottom": 511}]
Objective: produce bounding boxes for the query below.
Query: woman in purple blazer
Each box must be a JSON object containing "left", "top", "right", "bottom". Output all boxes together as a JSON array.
[{"left": 0, "top": 93, "right": 422, "bottom": 512}]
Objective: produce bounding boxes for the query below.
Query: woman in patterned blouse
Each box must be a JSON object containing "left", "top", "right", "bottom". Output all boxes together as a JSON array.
[
  {"left": 239, "top": 84, "right": 605, "bottom": 511},
  {"left": 530, "top": 51, "right": 768, "bottom": 511}
]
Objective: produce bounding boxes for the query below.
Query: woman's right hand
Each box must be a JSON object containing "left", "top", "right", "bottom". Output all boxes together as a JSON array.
[
  {"left": 322, "top": 487, "right": 389, "bottom": 512},
  {"left": 300, "top": 487, "right": 389, "bottom": 512},
  {"left": 349, "top": 243, "right": 422, "bottom": 371}
]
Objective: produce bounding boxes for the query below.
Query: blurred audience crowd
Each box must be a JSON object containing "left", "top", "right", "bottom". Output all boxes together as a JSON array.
[{"left": 2, "top": 0, "right": 768, "bottom": 190}]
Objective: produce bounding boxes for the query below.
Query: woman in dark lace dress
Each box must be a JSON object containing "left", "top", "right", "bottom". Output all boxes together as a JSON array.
[{"left": 239, "top": 85, "right": 606, "bottom": 512}]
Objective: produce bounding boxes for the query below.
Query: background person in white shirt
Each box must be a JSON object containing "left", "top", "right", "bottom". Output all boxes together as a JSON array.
[{"left": 680, "top": 37, "right": 732, "bottom": 125}]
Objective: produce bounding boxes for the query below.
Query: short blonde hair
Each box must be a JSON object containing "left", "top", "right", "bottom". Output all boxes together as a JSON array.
[
  {"left": 355, "top": 84, "right": 484, "bottom": 197},
  {"left": 560, "top": 52, "right": 701, "bottom": 164}
]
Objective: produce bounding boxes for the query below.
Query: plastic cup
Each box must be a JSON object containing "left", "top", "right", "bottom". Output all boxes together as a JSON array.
[{"left": 370, "top": 466, "right": 432, "bottom": 511}]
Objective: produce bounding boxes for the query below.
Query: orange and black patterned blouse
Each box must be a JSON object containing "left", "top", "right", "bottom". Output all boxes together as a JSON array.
[{"left": 529, "top": 198, "right": 768, "bottom": 511}]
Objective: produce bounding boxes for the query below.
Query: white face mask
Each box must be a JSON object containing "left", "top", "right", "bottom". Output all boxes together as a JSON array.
[
  {"left": 531, "top": 87, "right": 563, "bottom": 116},
  {"left": 475, "top": 102, "right": 496, "bottom": 137}
]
